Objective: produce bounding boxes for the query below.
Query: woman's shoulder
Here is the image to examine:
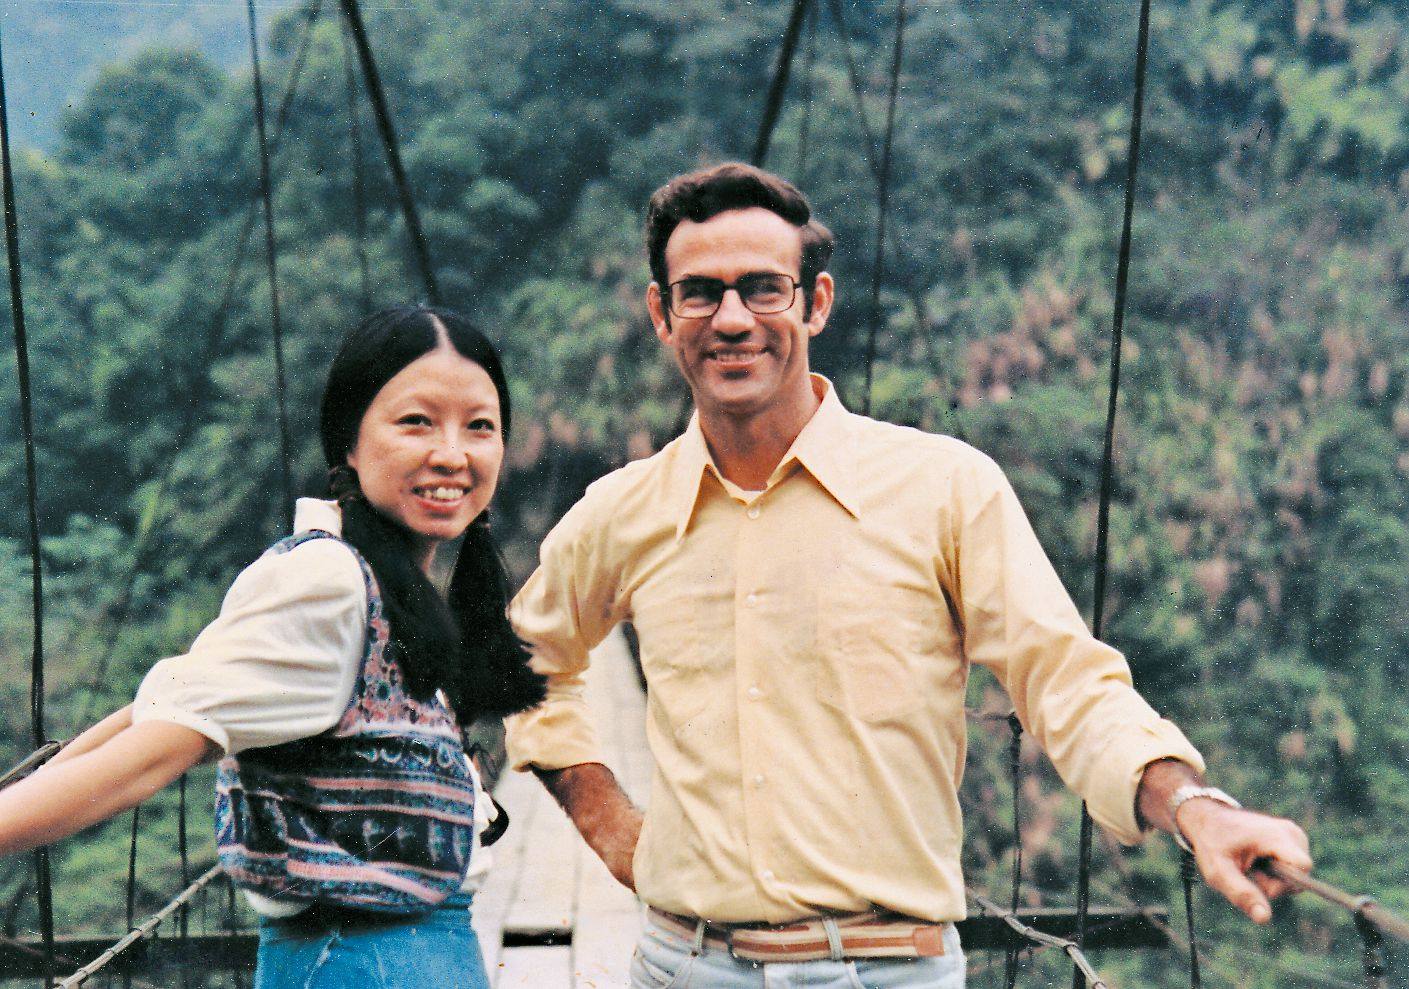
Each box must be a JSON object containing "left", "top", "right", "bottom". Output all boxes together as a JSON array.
[{"left": 226, "top": 527, "right": 367, "bottom": 611}]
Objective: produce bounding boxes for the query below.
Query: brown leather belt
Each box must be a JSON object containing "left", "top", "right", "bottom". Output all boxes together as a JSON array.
[{"left": 648, "top": 907, "right": 949, "bottom": 962}]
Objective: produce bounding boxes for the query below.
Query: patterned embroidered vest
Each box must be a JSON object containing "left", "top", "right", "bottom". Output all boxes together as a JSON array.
[{"left": 215, "top": 531, "right": 476, "bottom": 913}]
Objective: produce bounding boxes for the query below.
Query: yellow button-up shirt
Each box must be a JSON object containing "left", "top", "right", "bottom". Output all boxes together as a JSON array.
[{"left": 507, "top": 376, "right": 1203, "bottom": 924}]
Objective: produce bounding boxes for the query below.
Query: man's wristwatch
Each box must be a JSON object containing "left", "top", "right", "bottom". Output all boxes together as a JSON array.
[{"left": 1168, "top": 785, "right": 1241, "bottom": 853}]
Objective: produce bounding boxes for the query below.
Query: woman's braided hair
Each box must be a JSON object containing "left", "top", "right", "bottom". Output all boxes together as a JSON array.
[{"left": 319, "top": 304, "right": 545, "bottom": 721}]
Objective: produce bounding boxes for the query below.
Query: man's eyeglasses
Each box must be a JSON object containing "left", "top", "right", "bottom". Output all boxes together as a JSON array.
[{"left": 666, "top": 274, "right": 801, "bottom": 319}]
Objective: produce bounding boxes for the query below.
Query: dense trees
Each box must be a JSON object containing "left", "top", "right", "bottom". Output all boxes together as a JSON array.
[{"left": 0, "top": 1, "right": 1406, "bottom": 984}]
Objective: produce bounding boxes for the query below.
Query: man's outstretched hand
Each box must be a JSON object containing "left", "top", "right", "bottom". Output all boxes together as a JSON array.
[{"left": 1137, "top": 759, "right": 1312, "bottom": 924}]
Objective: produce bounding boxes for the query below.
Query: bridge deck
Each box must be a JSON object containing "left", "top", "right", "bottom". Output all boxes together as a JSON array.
[{"left": 473, "top": 626, "right": 650, "bottom": 988}]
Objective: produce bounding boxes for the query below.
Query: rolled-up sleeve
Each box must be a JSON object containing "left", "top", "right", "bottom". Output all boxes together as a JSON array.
[
  {"left": 951, "top": 452, "right": 1204, "bottom": 844},
  {"left": 505, "top": 497, "right": 622, "bottom": 772},
  {"left": 132, "top": 538, "right": 366, "bottom": 755}
]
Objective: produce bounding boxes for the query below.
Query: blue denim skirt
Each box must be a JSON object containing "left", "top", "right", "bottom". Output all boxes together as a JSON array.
[{"left": 254, "top": 899, "right": 489, "bottom": 989}]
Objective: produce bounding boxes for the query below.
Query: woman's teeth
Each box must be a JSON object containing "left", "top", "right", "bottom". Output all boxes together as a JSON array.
[{"left": 418, "top": 486, "right": 465, "bottom": 502}]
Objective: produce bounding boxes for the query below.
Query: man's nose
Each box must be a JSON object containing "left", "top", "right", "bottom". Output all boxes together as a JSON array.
[{"left": 711, "top": 288, "right": 755, "bottom": 330}]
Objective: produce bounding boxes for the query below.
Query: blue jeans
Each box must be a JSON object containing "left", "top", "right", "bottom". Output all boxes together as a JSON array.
[
  {"left": 629, "top": 912, "right": 966, "bottom": 988},
  {"left": 255, "top": 901, "right": 488, "bottom": 989}
]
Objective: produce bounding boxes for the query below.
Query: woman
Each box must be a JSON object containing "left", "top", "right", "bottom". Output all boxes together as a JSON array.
[{"left": 0, "top": 304, "right": 546, "bottom": 988}]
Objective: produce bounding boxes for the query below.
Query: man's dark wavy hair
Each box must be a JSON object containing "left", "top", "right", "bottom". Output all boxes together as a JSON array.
[
  {"left": 320, "top": 304, "right": 545, "bottom": 722},
  {"left": 645, "top": 162, "right": 835, "bottom": 317}
]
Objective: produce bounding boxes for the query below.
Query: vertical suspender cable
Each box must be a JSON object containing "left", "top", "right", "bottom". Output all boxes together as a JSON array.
[
  {"left": 338, "top": 0, "right": 441, "bottom": 305},
  {"left": 74, "top": 0, "right": 323, "bottom": 731},
  {"left": 795, "top": 0, "right": 818, "bottom": 182},
  {"left": 178, "top": 774, "right": 191, "bottom": 988},
  {"left": 245, "top": 0, "right": 295, "bottom": 531},
  {"left": 752, "top": 0, "right": 811, "bottom": 167},
  {"left": 823, "top": 0, "right": 881, "bottom": 177},
  {"left": 123, "top": 806, "right": 139, "bottom": 989},
  {"left": 860, "top": 0, "right": 905, "bottom": 417},
  {"left": 1004, "top": 713, "right": 1024, "bottom": 989},
  {"left": 0, "top": 21, "right": 55, "bottom": 989},
  {"left": 1180, "top": 851, "right": 1202, "bottom": 988},
  {"left": 1075, "top": 1, "right": 1154, "bottom": 986},
  {"left": 340, "top": 19, "right": 373, "bottom": 314}
]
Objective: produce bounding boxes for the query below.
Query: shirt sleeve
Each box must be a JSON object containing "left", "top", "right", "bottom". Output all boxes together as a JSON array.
[
  {"left": 949, "top": 450, "right": 1205, "bottom": 844},
  {"left": 132, "top": 538, "right": 367, "bottom": 755},
  {"left": 504, "top": 496, "right": 623, "bottom": 773}
]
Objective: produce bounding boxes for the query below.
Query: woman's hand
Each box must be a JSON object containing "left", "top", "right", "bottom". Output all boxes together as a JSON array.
[{"left": 0, "top": 721, "right": 216, "bottom": 856}]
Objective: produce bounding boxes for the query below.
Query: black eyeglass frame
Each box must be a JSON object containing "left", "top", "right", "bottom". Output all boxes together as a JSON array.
[{"left": 665, "top": 273, "right": 803, "bottom": 319}]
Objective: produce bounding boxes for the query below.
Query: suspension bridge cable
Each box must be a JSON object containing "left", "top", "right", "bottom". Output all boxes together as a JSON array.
[
  {"left": 1254, "top": 861, "right": 1409, "bottom": 945},
  {"left": 860, "top": 0, "right": 905, "bottom": 417},
  {"left": 1180, "top": 852, "right": 1201, "bottom": 988},
  {"left": 0, "top": 20, "right": 57, "bottom": 987},
  {"left": 340, "top": 16, "right": 373, "bottom": 314},
  {"left": 123, "top": 805, "right": 140, "bottom": 989},
  {"left": 71, "top": 0, "right": 323, "bottom": 730},
  {"left": 1004, "top": 713, "right": 1023, "bottom": 989},
  {"left": 177, "top": 775, "right": 191, "bottom": 989},
  {"left": 752, "top": 0, "right": 811, "bottom": 167},
  {"left": 1076, "top": 2, "right": 1155, "bottom": 984},
  {"left": 795, "top": 0, "right": 817, "bottom": 181},
  {"left": 55, "top": 866, "right": 224, "bottom": 989},
  {"left": 337, "top": 0, "right": 441, "bottom": 304},
  {"left": 968, "top": 891, "right": 1113, "bottom": 989},
  {"left": 0, "top": 741, "right": 64, "bottom": 791},
  {"left": 822, "top": 0, "right": 881, "bottom": 177},
  {"left": 245, "top": 0, "right": 296, "bottom": 531}
]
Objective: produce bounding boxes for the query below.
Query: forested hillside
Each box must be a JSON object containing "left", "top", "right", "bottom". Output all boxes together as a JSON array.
[{"left": 0, "top": 1, "right": 1406, "bottom": 985}]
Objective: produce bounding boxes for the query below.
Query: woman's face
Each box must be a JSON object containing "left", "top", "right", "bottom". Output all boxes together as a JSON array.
[{"left": 347, "top": 344, "right": 505, "bottom": 571}]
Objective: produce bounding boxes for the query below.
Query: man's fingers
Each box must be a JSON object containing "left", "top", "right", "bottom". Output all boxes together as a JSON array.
[{"left": 1202, "top": 856, "right": 1274, "bottom": 924}]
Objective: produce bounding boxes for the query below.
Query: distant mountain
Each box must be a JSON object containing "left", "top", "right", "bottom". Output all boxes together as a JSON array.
[{"left": 0, "top": 2, "right": 257, "bottom": 149}]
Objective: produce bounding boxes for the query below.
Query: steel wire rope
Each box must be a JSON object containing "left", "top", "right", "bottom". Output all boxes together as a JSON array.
[
  {"left": 340, "top": 16, "right": 373, "bottom": 314},
  {"left": 1004, "top": 713, "right": 1023, "bottom": 989},
  {"left": 69, "top": 0, "right": 323, "bottom": 731},
  {"left": 55, "top": 866, "right": 224, "bottom": 989},
  {"left": 752, "top": 0, "right": 811, "bottom": 167},
  {"left": 1255, "top": 860, "right": 1409, "bottom": 945},
  {"left": 1075, "top": 0, "right": 1155, "bottom": 984},
  {"left": 0, "top": 18, "right": 57, "bottom": 987},
  {"left": 122, "top": 807, "right": 139, "bottom": 989},
  {"left": 1180, "top": 852, "right": 1201, "bottom": 988},
  {"left": 177, "top": 774, "right": 191, "bottom": 989},
  {"left": 795, "top": 0, "right": 818, "bottom": 182},
  {"left": 246, "top": 0, "right": 296, "bottom": 531},
  {"left": 968, "top": 890, "right": 1114, "bottom": 988},
  {"left": 337, "top": 0, "right": 440, "bottom": 304},
  {"left": 822, "top": 0, "right": 881, "bottom": 178},
  {"left": 859, "top": 0, "right": 905, "bottom": 417},
  {"left": 1090, "top": 842, "right": 1365, "bottom": 989}
]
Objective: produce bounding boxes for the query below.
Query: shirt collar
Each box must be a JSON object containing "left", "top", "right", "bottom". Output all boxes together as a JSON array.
[
  {"left": 294, "top": 497, "right": 343, "bottom": 536},
  {"left": 666, "top": 374, "right": 862, "bottom": 540}
]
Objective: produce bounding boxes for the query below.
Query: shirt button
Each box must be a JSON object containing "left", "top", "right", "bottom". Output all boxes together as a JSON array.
[
  {"left": 746, "top": 505, "right": 761, "bottom": 520},
  {"left": 762, "top": 870, "right": 776, "bottom": 882},
  {"left": 752, "top": 774, "right": 766, "bottom": 787},
  {"left": 745, "top": 593, "right": 758, "bottom": 607},
  {"left": 747, "top": 686, "right": 762, "bottom": 700}
]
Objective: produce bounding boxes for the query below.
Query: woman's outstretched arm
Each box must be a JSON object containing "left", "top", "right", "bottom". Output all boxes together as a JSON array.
[
  {"left": 44, "top": 704, "right": 133, "bottom": 767},
  {"left": 0, "top": 721, "right": 215, "bottom": 856}
]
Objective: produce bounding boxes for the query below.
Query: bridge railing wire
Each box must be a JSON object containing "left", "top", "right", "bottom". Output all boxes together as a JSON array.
[
  {"left": 0, "top": 740, "right": 64, "bottom": 791},
  {"left": 56, "top": 865, "right": 225, "bottom": 989},
  {"left": 968, "top": 890, "right": 1113, "bottom": 989}
]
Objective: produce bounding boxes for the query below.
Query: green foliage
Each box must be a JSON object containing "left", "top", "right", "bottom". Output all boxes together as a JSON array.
[{"left": 0, "top": 1, "right": 1406, "bottom": 984}]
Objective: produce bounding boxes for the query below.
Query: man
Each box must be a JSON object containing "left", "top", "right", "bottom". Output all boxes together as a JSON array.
[{"left": 506, "top": 162, "right": 1310, "bottom": 988}]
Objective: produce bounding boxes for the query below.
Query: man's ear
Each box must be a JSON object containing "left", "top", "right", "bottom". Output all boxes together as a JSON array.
[
  {"left": 806, "top": 271, "right": 835, "bottom": 338},
  {"left": 647, "top": 282, "right": 673, "bottom": 343}
]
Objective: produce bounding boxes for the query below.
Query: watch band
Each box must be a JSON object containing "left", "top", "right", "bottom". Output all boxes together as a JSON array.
[{"left": 1168, "top": 785, "right": 1241, "bottom": 853}]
